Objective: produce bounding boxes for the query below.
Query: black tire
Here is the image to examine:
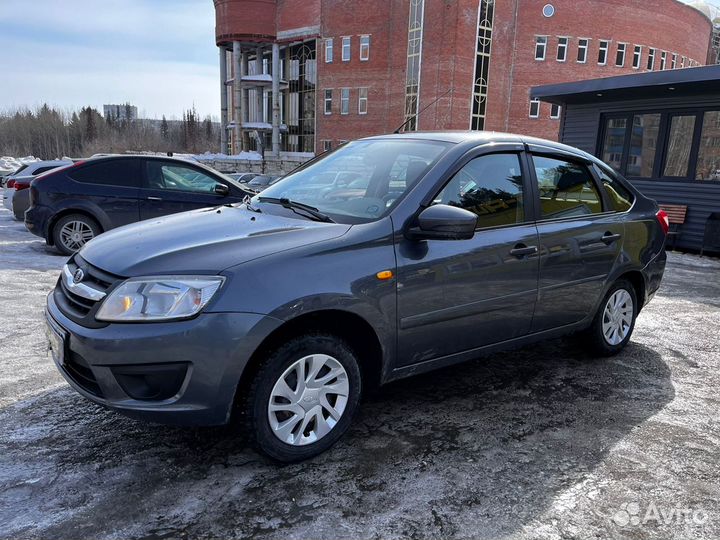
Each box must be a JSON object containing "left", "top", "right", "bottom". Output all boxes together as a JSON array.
[
  {"left": 245, "top": 333, "right": 362, "bottom": 462},
  {"left": 52, "top": 214, "right": 102, "bottom": 256},
  {"left": 584, "top": 279, "right": 638, "bottom": 357}
]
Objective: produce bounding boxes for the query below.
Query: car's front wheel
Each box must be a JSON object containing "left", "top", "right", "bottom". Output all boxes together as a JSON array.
[
  {"left": 246, "top": 334, "right": 362, "bottom": 462},
  {"left": 585, "top": 278, "right": 638, "bottom": 356},
  {"left": 52, "top": 214, "right": 101, "bottom": 256}
]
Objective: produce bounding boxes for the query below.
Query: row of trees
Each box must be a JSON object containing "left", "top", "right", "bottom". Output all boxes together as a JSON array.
[{"left": 0, "top": 104, "right": 220, "bottom": 159}]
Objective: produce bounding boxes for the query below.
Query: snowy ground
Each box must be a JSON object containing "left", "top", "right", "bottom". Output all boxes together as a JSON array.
[{"left": 0, "top": 202, "right": 718, "bottom": 540}]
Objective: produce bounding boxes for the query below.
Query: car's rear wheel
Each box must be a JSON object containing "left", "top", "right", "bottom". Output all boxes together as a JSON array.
[
  {"left": 52, "top": 214, "right": 101, "bottom": 256},
  {"left": 245, "top": 334, "right": 362, "bottom": 462},
  {"left": 585, "top": 279, "right": 638, "bottom": 356}
]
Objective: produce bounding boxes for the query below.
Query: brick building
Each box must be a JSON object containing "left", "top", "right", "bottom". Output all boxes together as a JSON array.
[{"left": 214, "top": 0, "right": 713, "bottom": 156}]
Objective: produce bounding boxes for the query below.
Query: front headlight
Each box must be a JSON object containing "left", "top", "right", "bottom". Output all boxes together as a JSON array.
[{"left": 96, "top": 276, "right": 225, "bottom": 322}]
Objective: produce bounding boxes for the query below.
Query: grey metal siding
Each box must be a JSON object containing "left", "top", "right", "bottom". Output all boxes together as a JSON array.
[{"left": 560, "top": 95, "right": 720, "bottom": 251}]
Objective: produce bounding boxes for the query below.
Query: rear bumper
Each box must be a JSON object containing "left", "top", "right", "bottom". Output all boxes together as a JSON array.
[
  {"left": 46, "top": 292, "right": 282, "bottom": 426},
  {"left": 24, "top": 204, "right": 53, "bottom": 240},
  {"left": 642, "top": 248, "right": 667, "bottom": 307}
]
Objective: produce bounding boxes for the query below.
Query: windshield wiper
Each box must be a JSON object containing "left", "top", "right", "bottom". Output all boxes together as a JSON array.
[{"left": 258, "top": 197, "right": 334, "bottom": 223}]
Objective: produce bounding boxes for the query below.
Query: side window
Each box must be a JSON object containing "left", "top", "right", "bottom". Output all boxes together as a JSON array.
[
  {"left": 68, "top": 159, "right": 141, "bottom": 187},
  {"left": 33, "top": 165, "right": 61, "bottom": 176},
  {"left": 593, "top": 164, "right": 634, "bottom": 212},
  {"left": 532, "top": 155, "right": 603, "bottom": 218},
  {"left": 146, "top": 161, "right": 222, "bottom": 194},
  {"left": 434, "top": 153, "right": 525, "bottom": 229}
]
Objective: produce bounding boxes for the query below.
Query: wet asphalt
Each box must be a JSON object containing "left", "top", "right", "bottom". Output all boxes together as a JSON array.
[{"left": 0, "top": 204, "right": 718, "bottom": 540}]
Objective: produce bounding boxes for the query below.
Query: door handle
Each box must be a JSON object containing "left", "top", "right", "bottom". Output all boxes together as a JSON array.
[
  {"left": 509, "top": 244, "right": 538, "bottom": 258},
  {"left": 146, "top": 196, "right": 163, "bottom": 201},
  {"left": 601, "top": 232, "right": 622, "bottom": 244}
]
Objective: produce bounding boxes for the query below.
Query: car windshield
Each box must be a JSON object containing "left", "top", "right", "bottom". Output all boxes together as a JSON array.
[{"left": 254, "top": 139, "right": 451, "bottom": 223}]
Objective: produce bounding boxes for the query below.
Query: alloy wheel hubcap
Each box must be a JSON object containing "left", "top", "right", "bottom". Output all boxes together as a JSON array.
[
  {"left": 268, "top": 354, "right": 349, "bottom": 446},
  {"left": 602, "top": 289, "right": 634, "bottom": 346},
  {"left": 59, "top": 221, "right": 94, "bottom": 251}
]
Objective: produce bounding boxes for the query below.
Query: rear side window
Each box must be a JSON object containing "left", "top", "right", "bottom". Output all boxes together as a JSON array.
[
  {"left": 532, "top": 155, "right": 603, "bottom": 218},
  {"left": 593, "top": 164, "right": 635, "bottom": 212},
  {"left": 434, "top": 153, "right": 525, "bottom": 229},
  {"left": 69, "top": 160, "right": 141, "bottom": 187},
  {"left": 33, "top": 165, "right": 61, "bottom": 176},
  {"left": 13, "top": 164, "right": 29, "bottom": 176}
]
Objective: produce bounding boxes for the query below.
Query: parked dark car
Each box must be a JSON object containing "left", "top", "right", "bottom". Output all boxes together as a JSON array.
[
  {"left": 26, "top": 155, "right": 252, "bottom": 255},
  {"left": 45, "top": 132, "right": 667, "bottom": 462},
  {"left": 246, "top": 174, "right": 280, "bottom": 191}
]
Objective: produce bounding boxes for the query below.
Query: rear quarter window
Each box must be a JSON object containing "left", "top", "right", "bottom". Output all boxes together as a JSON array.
[
  {"left": 593, "top": 164, "right": 635, "bottom": 212},
  {"left": 68, "top": 160, "right": 142, "bottom": 187}
]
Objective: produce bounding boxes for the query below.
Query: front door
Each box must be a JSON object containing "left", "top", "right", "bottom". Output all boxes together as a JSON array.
[
  {"left": 139, "top": 160, "right": 235, "bottom": 220},
  {"left": 528, "top": 150, "right": 624, "bottom": 331},
  {"left": 396, "top": 151, "right": 540, "bottom": 367}
]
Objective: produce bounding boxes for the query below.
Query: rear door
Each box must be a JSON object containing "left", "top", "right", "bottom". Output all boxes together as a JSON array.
[
  {"left": 66, "top": 159, "right": 142, "bottom": 227},
  {"left": 527, "top": 146, "right": 624, "bottom": 331},
  {"left": 395, "top": 147, "right": 540, "bottom": 366},
  {"left": 139, "top": 160, "right": 242, "bottom": 220}
]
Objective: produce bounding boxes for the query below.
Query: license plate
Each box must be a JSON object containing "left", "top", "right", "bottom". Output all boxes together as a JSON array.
[{"left": 45, "top": 311, "right": 66, "bottom": 366}]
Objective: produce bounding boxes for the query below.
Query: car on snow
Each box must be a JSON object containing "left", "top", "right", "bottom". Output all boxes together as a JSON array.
[{"left": 45, "top": 131, "right": 668, "bottom": 462}]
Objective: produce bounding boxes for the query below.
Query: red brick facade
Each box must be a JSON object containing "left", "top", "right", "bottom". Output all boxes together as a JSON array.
[{"left": 215, "top": 0, "right": 713, "bottom": 153}]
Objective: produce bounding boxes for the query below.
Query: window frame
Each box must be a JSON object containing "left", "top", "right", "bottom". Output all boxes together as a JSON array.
[
  {"left": 324, "top": 89, "right": 333, "bottom": 115},
  {"left": 535, "top": 35, "right": 548, "bottom": 61},
  {"left": 358, "top": 87, "right": 368, "bottom": 115},
  {"left": 529, "top": 98, "right": 541, "bottom": 119},
  {"left": 325, "top": 38, "right": 333, "bottom": 63},
  {"left": 647, "top": 48, "right": 655, "bottom": 70},
  {"left": 359, "top": 35, "right": 370, "bottom": 61},
  {"left": 598, "top": 40, "right": 609, "bottom": 65},
  {"left": 615, "top": 43, "right": 627, "bottom": 67},
  {"left": 632, "top": 45, "right": 642, "bottom": 69},
  {"left": 577, "top": 38, "right": 589, "bottom": 64},
  {"left": 341, "top": 36, "right": 351, "bottom": 62},
  {"left": 596, "top": 108, "right": 720, "bottom": 183},
  {"left": 550, "top": 103, "right": 561, "bottom": 120},
  {"left": 660, "top": 51, "right": 667, "bottom": 70},
  {"left": 557, "top": 36, "right": 568, "bottom": 62},
  {"left": 340, "top": 88, "right": 350, "bottom": 115}
]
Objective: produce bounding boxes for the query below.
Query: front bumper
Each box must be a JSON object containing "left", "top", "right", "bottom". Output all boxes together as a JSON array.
[{"left": 47, "top": 292, "right": 282, "bottom": 426}]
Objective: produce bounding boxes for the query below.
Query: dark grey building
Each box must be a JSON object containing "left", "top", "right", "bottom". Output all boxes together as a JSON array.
[{"left": 532, "top": 65, "right": 720, "bottom": 252}]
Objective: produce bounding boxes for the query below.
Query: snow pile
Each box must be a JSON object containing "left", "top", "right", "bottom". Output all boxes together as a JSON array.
[
  {"left": 192, "top": 151, "right": 263, "bottom": 162},
  {"left": 0, "top": 156, "right": 41, "bottom": 176}
]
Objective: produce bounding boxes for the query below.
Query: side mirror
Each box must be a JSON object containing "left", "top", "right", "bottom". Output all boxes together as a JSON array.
[
  {"left": 406, "top": 204, "right": 478, "bottom": 241},
  {"left": 214, "top": 183, "right": 230, "bottom": 196}
]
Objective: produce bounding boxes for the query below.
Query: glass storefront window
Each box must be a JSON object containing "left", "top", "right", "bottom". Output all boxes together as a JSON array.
[
  {"left": 663, "top": 115, "right": 696, "bottom": 177},
  {"left": 627, "top": 114, "right": 660, "bottom": 178},
  {"left": 696, "top": 111, "right": 720, "bottom": 181},
  {"left": 601, "top": 117, "right": 627, "bottom": 172}
]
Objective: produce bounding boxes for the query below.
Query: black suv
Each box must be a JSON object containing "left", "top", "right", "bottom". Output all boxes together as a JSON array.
[{"left": 25, "top": 155, "right": 251, "bottom": 254}]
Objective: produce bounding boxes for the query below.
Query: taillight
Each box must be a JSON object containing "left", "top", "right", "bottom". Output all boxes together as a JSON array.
[
  {"left": 6, "top": 179, "right": 15, "bottom": 189},
  {"left": 656, "top": 209, "right": 670, "bottom": 236},
  {"left": 14, "top": 181, "right": 31, "bottom": 191}
]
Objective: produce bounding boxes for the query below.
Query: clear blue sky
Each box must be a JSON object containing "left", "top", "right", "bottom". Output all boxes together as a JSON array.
[{"left": 0, "top": 0, "right": 219, "bottom": 120}]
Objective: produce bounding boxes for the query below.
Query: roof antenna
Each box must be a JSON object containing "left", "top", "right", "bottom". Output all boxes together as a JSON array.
[{"left": 393, "top": 88, "right": 453, "bottom": 134}]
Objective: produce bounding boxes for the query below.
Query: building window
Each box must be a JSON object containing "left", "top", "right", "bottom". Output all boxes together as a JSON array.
[
  {"left": 616, "top": 43, "right": 626, "bottom": 67},
  {"left": 529, "top": 99, "right": 540, "bottom": 118},
  {"left": 342, "top": 37, "right": 351, "bottom": 61},
  {"left": 671, "top": 53, "right": 678, "bottom": 69},
  {"left": 325, "top": 39, "right": 333, "bottom": 63},
  {"left": 632, "top": 45, "right": 642, "bottom": 69},
  {"left": 598, "top": 40, "right": 609, "bottom": 65},
  {"left": 601, "top": 117, "right": 627, "bottom": 172},
  {"left": 470, "top": 0, "right": 494, "bottom": 130},
  {"left": 404, "top": 0, "right": 425, "bottom": 131},
  {"left": 535, "top": 36, "right": 548, "bottom": 60},
  {"left": 681, "top": 55, "right": 686, "bottom": 68},
  {"left": 550, "top": 103, "right": 561, "bottom": 119},
  {"left": 358, "top": 87, "right": 368, "bottom": 114},
  {"left": 322, "top": 140, "right": 332, "bottom": 152},
  {"left": 577, "top": 38, "right": 589, "bottom": 63},
  {"left": 340, "top": 88, "right": 350, "bottom": 115},
  {"left": 647, "top": 48, "right": 656, "bottom": 70},
  {"left": 696, "top": 111, "right": 720, "bottom": 180},
  {"left": 359, "top": 35, "right": 370, "bottom": 61},
  {"left": 324, "top": 89, "right": 333, "bottom": 115},
  {"left": 663, "top": 115, "right": 696, "bottom": 177},
  {"left": 557, "top": 37, "right": 568, "bottom": 62},
  {"left": 627, "top": 114, "right": 661, "bottom": 177},
  {"left": 660, "top": 51, "right": 667, "bottom": 70}
]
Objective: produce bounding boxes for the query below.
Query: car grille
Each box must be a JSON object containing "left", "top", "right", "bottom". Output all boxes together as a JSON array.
[{"left": 54, "top": 255, "right": 121, "bottom": 328}]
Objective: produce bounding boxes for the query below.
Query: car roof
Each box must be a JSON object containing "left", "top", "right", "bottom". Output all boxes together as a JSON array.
[{"left": 358, "top": 130, "right": 596, "bottom": 162}]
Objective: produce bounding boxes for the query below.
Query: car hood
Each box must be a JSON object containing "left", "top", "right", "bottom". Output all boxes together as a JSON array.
[{"left": 79, "top": 206, "right": 351, "bottom": 276}]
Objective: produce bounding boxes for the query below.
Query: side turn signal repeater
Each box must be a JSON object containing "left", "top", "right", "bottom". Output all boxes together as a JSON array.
[{"left": 376, "top": 270, "right": 394, "bottom": 281}]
